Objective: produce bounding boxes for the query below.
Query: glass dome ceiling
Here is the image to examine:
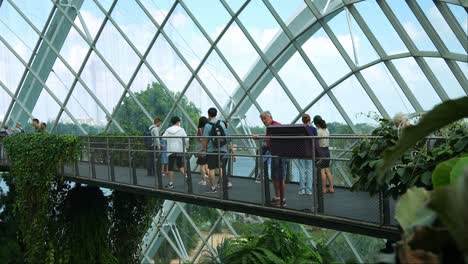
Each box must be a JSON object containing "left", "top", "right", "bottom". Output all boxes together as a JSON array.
[{"left": 0, "top": 0, "right": 466, "bottom": 134}]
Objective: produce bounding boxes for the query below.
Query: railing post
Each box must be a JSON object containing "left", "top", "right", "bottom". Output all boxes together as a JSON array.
[
  {"left": 314, "top": 137, "right": 324, "bottom": 214},
  {"left": 157, "top": 144, "right": 163, "bottom": 189},
  {"left": 183, "top": 137, "right": 193, "bottom": 194},
  {"left": 106, "top": 137, "right": 111, "bottom": 181},
  {"left": 90, "top": 137, "right": 96, "bottom": 179}
]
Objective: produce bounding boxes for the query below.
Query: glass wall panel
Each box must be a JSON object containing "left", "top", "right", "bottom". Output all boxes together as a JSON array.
[
  {"left": 111, "top": 0, "right": 157, "bottom": 54},
  {"left": 80, "top": 52, "right": 126, "bottom": 114},
  {"left": 277, "top": 51, "right": 323, "bottom": 108},
  {"left": 327, "top": 10, "right": 379, "bottom": 66},
  {"left": 425, "top": 58, "right": 465, "bottom": 99},
  {"left": 163, "top": 5, "right": 211, "bottom": 70},
  {"left": 355, "top": 0, "right": 408, "bottom": 55},
  {"left": 301, "top": 28, "right": 351, "bottom": 86},
  {"left": 447, "top": 3, "right": 468, "bottom": 34},
  {"left": 332, "top": 76, "right": 380, "bottom": 125},
  {"left": 71, "top": 0, "right": 107, "bottom": 41},
  {"left": 238, "top": 0, "right": 282, "bottom": 52},
  {"left": 269, "top": 0, "right": 307, "bottom": 23},
  {"left": 197, "top": 52, "right": 240, "bottom": 108},
  {"left": 457, "top": 61, "right": 468, "bottom": 79},
  {"left": 361, "top": 62, "right": 415, "bottom": 117},
  {"left": 0, "top": 89, "right": 12, "bottom": 122},
  {"left": 45, "top": 59, "right": 77, "bottom": 103},
  {"left": 54, "top": 111, "right": 90, "bottom": 135},
  {"left": 416, "top": 0, "right": 465, "bottom": 54},
  {"left": 224, "top": 0, "right": 248, "bottom": 14},
  {"left": 58, "top": 26, "right": 90, "bottom": 72},
  {"left": 137, "top": 0, "right": 175, "bottom": 25},
  {"left": 146, "top": 34, "right": 192, "bottom": 93},
  {"left": 0, "top": 41, "right": 25, "bottom": 91},
  {"left": 31, "top": 89, "right": 61, "bottom": 124},
  {"left": 217, "top": 21, "right": 264, "bottom": 80},
  {"left": 0, "top": 1, "right": 38, "bottom": 60},
  {"left": 95, "top": 21, "right": 140, "bottom": 83},
  {"left": 256, "top": 78, "right": 297, "bottom": 124},
  {"left": 303, "top": 94, "right": 352, "bottom": 133},
  {"left": 11, "top": 0, "right": 52, "bottom": 31},
  {"left": 64, "top": 82, "right": 110, "bottom": 130},
  {"left": 392, "top": 57, "right": 441, "bottom": 110},
  {"left": 386, "top": 0, "right": 436, "bottom": 51},
  {"left": 182, "top": 0, "right": 231, "bottom": 41}
]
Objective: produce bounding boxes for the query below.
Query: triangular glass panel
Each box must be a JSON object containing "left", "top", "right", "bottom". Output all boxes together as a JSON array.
[
  {"left": 57, "top": 25, "right": 90, "bottom": 72},
  {"left": 73, "top": 0, "right": 106, "bottom": 42},
  {"left": 425, "top": 58, "right": 465, "bottom": 99},
  {"left": 12, "top": 0, "right": 53, "bottom": 31},
  {"left": 46, "top": 59, "right": 77, "bottom": 103}
]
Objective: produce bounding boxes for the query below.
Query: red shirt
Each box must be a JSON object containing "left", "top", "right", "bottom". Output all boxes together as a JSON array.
[{"left": 265, "top": 120, "right": 281, "bottom": 149}]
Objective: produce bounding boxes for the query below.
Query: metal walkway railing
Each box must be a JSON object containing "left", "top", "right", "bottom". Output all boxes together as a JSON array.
[{"left": 0, "top": 135, "right": 400, "bottom": 240}]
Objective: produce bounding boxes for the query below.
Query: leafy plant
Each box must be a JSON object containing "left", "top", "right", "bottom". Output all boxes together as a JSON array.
[
  {"left": 200, "top": 221, "right": 331, "bottom": 264},
  {"left": 350, "top": 118, "right": 467, "bottom": 198}
]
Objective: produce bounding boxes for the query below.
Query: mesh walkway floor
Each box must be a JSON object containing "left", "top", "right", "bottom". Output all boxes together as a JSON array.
[{"left": 63, "top": 162, "right": 398, "bottom": 240}]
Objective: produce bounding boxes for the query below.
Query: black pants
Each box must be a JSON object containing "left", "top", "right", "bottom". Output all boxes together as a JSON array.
[{"left": 147, "top": 147, "right": 156, "bottom": 176}]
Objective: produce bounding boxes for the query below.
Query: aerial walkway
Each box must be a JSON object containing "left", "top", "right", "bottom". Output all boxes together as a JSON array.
[{"left": 0, "top": 135, "right": 399, "bottom": 240}]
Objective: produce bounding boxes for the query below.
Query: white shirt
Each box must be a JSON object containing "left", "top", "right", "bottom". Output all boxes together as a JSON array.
[{"left": 317, "top": 128, "right": 329, "bottom": 148}]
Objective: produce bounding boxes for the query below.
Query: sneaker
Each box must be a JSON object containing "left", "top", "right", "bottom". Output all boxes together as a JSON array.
[
  {"left": 206, "top": 187, "right": 217, "bottom": 193},
  {"left": 227, "top": 181, "right": 233, "bottom": 188},
  {"left": 165, "top": 183, "right": 174, "bottom": 189},
  {"left": 255, "top": 178, "right": 261, "bottom": 183},
  {"left": 298, "top": 189, "right": 306, "bottom": 195},
  {"left": 199, "top": 180, "right": 207, "bottom": 186},
  {"left": 306, "top": 191, "right": 313, "bottom": 195}
]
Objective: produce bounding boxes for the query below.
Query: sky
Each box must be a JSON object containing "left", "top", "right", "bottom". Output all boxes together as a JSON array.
[{"left": 0, "top": 0, "right": 467, "bottom": 130}]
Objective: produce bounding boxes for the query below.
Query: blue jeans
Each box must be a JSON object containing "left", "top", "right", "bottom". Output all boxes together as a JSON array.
[{"left": 298, "top": 159, "right": 313, "bottom": 193}]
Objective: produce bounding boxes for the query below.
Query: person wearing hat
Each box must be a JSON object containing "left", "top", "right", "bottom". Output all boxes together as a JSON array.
[{"left": 313, "top": 115, "right": 334, "bottom": 193}]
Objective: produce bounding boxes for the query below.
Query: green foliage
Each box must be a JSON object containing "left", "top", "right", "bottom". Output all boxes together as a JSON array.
[
  {"left": 428, "top": 171, "right": 468, "bottom": 254},
  {"left": 432, "top": 158, "right": 460, "bottom": 188},
  {"left": 2, "top": 134, "right": 159, "bottom": 263},
  {"left": 200, "top": 221, "right": 331, "bottom": 264},
  {"left": 3, "top": 133, "right": 80, "bottom": 263},
  {"left": 395, "top": 187, "right": 435, "bottom": 235},
  {"left": 114, "top": 82, "right": 200, "bottom": 135},
  {"left": 350, "top": 118, "right": 467, "bottom": 198},
  {"left": 109, "top": 191, "right": 158, "bottom": 264},
  {"left": 56, "top": 185, "right": 117, "bottom": 264},
  {"left": 379, "top": 96, "right": 468, "bottom": 177}
]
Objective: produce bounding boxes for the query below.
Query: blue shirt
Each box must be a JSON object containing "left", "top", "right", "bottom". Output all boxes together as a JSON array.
[{"left": 203, "top": 119, "right": 228, "bottom": 153}]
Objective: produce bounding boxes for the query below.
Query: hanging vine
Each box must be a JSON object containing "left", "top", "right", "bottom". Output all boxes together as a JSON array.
[{"left": 3, "top": 133, "right": 80, "bottom": 262}]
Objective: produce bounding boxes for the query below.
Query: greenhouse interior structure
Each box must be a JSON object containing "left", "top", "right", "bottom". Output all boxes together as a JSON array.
[{"left": 0, "top": 0, "right": 467, "bottom": 263}]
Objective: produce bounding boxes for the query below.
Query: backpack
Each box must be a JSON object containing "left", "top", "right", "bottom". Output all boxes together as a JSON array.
[
  {"left": 144, "top": 126, "right": 154, "bottom": 147},
  {"left": 209, "top": 120, "right": 227, "bottom": 148}
]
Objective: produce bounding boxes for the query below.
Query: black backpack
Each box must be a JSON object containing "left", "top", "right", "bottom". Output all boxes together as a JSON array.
[
  {"left": 209, "top": 120, "right": 227, "bottom": 147},
  {"left": 144, "top": 126, "right": 154, "bottom": 147}
]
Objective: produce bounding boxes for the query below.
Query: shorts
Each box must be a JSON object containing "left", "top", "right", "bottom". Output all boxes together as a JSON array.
[
  {"left": 271, "top": 157, "right": 286, "bottom": 181},
  {"left": 206, "top": 152, "right": 226, "bottom": 170},
  {"left": 168, "top": 154, "right": 184, "bottom": 171},
  {"left": 196, "top": 156, "right": 207, "bottom": 165},
  {"left": 318, "top": 147, "right": 330, "bottom": 168}
]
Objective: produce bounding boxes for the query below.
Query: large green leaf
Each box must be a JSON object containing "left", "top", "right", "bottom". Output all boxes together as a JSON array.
[
  {"left": 432, "top": 158, "right": 459, "bottom": 188},
  {"left": 378, "top": 97, "right": 468, "bottom": 178},
  {"left": 450, "top": 156, "right": 468, "bottom": 184},
  {"left": 428, "top": 170, "right": 468, "bottom": 254},
  {"left": 395, "top": 187, "right": 435, "bottom": 235}
]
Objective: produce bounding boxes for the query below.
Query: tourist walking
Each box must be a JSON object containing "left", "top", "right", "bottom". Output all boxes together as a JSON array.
[
  {"left": 162, "top": 116, "right": 189, "bottom": 189},
  {"left": 196, "top": 116, "right": 209, "bottom": 185},
  {"left": 313, "top": 115, "right": 334, "bottom": 193}
]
